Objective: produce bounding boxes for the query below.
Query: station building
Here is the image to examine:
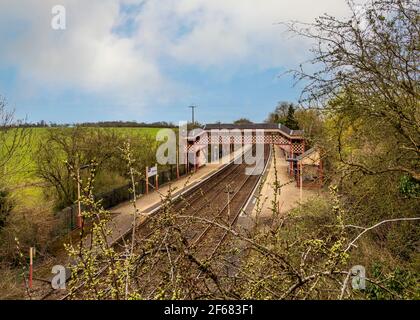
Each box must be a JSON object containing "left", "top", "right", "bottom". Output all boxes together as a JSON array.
[{"left": 183, "top": 123, "right": 323, "bottom": 188}]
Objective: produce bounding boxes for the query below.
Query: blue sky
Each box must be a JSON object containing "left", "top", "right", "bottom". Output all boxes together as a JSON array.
[{"left": 0, "top": 0, "right": 351, "bottom": 124}]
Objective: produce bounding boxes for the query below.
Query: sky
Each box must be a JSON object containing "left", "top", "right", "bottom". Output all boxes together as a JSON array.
[{"left": 0, "top": 0, "right": 353, "bottom": 124}]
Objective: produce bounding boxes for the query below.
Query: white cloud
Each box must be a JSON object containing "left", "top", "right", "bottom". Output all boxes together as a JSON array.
[
  {"left": 133, "top": 0, "right": 352, "bottom": 69},
  {"left": 1, "top": 1, "right": 167, "bottom": 97},
  {"left": 0, "top": 0, "right": 354, "bottom": 111}
]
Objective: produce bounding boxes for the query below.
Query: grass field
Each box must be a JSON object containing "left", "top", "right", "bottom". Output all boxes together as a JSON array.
[{"left": 3, "top": 127, "right": 166, "bottom": 210}]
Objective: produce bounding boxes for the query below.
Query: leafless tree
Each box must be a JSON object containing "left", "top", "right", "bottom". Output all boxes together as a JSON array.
[
  {"left": 35, "top": 127, "right": 123, "bottom": 208},
  {"left": 286, "top": 0, "right": 419, "bottom": 181}
]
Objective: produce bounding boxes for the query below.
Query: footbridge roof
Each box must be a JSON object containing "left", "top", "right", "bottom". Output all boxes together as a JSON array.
[{"left": 202, "top": 123, "right": 304, "bottom": 138}]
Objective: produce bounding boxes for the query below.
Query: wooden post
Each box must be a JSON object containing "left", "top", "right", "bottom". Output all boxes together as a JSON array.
[
  {"left": 145, "top": 166, "right": 149, "bottom": 195},
  {"left": 155, "top": 163, "right": 158, "bottom": 191},
  {"left": 29, "top": 247, "right": 34, "bottom": 289}
]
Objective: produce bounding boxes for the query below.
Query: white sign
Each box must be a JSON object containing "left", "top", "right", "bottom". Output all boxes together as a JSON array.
[{"left": 148, "top": 166, "right": 157, "bottom": 177}]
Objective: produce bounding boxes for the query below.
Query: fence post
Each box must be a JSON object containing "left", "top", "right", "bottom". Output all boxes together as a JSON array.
[{"left": 29, "top": 247, "right": 34, "bottom": 289}]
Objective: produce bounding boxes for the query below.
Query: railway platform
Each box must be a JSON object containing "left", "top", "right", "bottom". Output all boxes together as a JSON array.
[{"left": 246, "top": 145, "right": 320, "bottom": 217}]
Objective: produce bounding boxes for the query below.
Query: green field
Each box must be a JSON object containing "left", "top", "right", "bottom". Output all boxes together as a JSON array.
[{"left": 3, "top": 127, "right": 166, "bottom": 210}]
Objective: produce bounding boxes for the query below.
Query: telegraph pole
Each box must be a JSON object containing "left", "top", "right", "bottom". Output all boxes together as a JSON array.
[{"left": 188, "top": 105, "right": 197, "bottom": 125}]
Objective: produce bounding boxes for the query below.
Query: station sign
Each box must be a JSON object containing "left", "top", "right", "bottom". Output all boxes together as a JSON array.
[{"left": 148, "top": 166, "right": 157, "bottom": 177}]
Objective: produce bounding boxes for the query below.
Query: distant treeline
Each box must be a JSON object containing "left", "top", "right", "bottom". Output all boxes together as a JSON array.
[{"left": 16, "top": 120, "right": 178, "bottom": 128}]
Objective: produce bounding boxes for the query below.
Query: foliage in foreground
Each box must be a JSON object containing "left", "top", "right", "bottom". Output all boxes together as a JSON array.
[{"left": 63, "top": 144, "right": 418, "bottom": 300}]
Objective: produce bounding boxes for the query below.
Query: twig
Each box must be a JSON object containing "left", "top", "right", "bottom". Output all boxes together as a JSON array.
[{"left": 345, "top": 217, "right": 420, "bottom": 253}]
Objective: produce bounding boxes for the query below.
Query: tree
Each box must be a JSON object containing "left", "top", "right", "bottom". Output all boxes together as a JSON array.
[
  {"left": 294, "top": 108, "right": 324, "bottom": 145},
  {"left": 266, "top": 102, "right": 300, "bottom": 130},
  {"left": 35, "top": 126, "right": 160, "bottom": 209},
  {"left": 35, "top": 127, "right": 124, "bottom": 209},
  {"left": 285, "top": 0, "right": 420, "bottom": 287},
  {"left": 233, "top": 118, "right": 253, "bottom": 125},
  {"left": 266, "top": 101, "right": 290, "bottom": 124},
  {"left": 284, "top": 105, "right": 300, "bottom": 130},
  {"left": 288, "top": 0, "right": 419, "bottom": 182}
]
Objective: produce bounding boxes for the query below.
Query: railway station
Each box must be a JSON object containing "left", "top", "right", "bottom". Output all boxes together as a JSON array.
[
  {"left": 186, "top": 123, "right": 323, "bottom": 188},
  {"left": 32, "top": 122, "right": 322, "bottom": 299},
  {"left": 1, "top": 0, "right": 416, "bottom": 304}
]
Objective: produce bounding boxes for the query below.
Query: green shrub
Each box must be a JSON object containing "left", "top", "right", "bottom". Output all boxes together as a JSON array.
[
  {"left": 399, "top": 175, "right": 420, "bottom": 198},
  {"left": 366, "top": 262, "right": 419, "bottom": 300}
]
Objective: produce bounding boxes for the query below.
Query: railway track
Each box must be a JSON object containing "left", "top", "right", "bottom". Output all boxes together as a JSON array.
[
  {"left": 41, "top": 144, "right": 270, "bottom": 299},
  {"left": 124, "top": 144, "right": 271, "bottom": 299}
]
